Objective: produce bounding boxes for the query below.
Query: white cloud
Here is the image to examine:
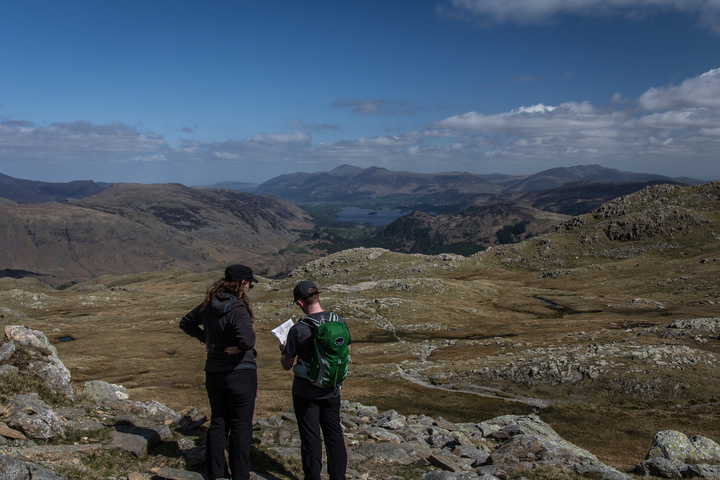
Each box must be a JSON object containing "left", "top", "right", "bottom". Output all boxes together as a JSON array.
[
  {"left": 637, "top": 68, "right": 720, "bottom": 110},
  {"left": 700, "top": 127, "right": 720, "bottom": 136},
  {"left": 2, "top": 69, "right": 720, "bottom": 184},
  {"left": 430, "top": 101, "right": 625, "bottom": 134},
  {"left": 439, "top": 0, "right": 720, "bottom": 32},
  {"left": 0, "top": 120, "right": 165, "bottom": 157},
  {"left": 249, "top": 132, "right": 310, "bottom": 144}
]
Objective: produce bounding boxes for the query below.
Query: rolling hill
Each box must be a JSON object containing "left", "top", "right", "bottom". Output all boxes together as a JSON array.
[
  {"left": 0, "top": 172, "right": 105, "bottom": 203},
  {"left": 0, "top": 183, "right": 316, "bottom": 286}
]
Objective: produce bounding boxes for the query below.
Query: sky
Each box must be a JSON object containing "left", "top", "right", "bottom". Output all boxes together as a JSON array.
[{"left": 2, "top": 0, "right": 720, "bottom": 186}]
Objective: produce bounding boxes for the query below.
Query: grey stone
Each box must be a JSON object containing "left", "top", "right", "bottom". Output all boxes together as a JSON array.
[
  {"left": 176, "top": 406, "right": 208, "bottom": 431},
  {"left": 82, "top": 380, "right": 129, "bottom": 405},
  {"left": 110, "top": 430, "right": 152, "bottom": 457},
  {"left": 132, "top": 399, "right": 180, "bottom": 422},
  {"left": 0, "top": 454, "right": 67, "bottom": 480},
  {"left": 2, "top": 326, "right": 73, "bottom": 401},
  {"left": 3, "top": 326, "right": 56, "bottom": 356},
  {"left": 645, "top": 430, "right": 720, "bottom": 465},
  {"left": 114, "top": 425, "right": 162, "bottom": 450},
  {"left": 352, "top": 441, "right": 416, "bottom": 464},
  {"left": 429, "top": 453, "right": 466, "bottom": 472},
  {"left": 573, "top": 462, "right": 633, "bottom": 480},
  {"left": 363, "top": 426, "right": 403, "bottom": 442},
  {"left": 488, "top": 434, "right": 596, "bottom": 474},
  {"left": 153, "top": 467, "right": 205, "bottom": 480},
  {"left": 0, "top": 340, "right": 15, "bottom": 363},
  {"left": 418, "top": 471, "right": 484, "bottom": 479},
  {"left": 113, "top": 415, "right": 173, "bottom": 441},
  {"left": 688, "top": 435, "right": 720, "bottom": 463},
  {"left": 6, "top": 394, "right": 66, "bottom": 440},
  {"left": 0, "top": 422, "right": 27, "bottom": 440},
  {"left": 33, "top": 359, "right": 74, "bottom": 401},
  {"left": 634, "top": 456, "right": 682, "bottom": 478},
  {"left": 680, "top": 463, "right": 720, "bottom": 479},
  {"left": 435, "top": 417, "right": 461, "bottom": 431}
]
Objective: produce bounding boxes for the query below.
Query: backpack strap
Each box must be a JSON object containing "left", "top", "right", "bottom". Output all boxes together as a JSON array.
[
  {"left": 299, "top": 316, "right": 319, "bottom": 329},
  {"left": 300, "top": 312, "right": 339, "bottom": 328}
]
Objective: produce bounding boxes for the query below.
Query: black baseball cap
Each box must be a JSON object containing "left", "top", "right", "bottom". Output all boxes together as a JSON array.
[
  {"left": 293, "top": 280, "right": 321, "bottom": 301},
  {"left": 224, "top": 264, "right": 258, "bottom": 283}
]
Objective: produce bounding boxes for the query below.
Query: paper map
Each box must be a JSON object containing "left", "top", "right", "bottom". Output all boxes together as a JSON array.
[{"left": 271, "top": 319, "right": 294, "bottom": 344}]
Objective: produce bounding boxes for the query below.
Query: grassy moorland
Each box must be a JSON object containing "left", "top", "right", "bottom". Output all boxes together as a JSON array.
[{"left": 1, "top": 182, "right": 719, "bottom": 473}]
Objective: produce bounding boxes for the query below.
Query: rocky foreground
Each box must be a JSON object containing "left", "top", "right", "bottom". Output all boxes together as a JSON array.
[{"left": 1, "top": 325, "right": 720, "bottom": 480}]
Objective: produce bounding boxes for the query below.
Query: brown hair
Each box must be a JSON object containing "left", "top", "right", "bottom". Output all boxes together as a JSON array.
[{"left": 200, "top": 278, "right": 254, "bottom": 321}]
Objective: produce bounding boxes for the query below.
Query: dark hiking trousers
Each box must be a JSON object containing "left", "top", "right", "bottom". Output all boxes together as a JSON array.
[
  {"left": 293, "top": 393, "right": 347, "bottom": 480},
  {"left": 205, "top": 367, "right": 257, "bottom": 480}
]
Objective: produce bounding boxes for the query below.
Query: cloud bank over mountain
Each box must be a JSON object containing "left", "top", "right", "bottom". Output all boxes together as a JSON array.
[{"left": 1, "top": 67, "right": 719, "bottom": 184}]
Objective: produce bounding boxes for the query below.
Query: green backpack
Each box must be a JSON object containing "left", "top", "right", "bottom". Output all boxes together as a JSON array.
[{"left": 299, "top": 313, "right": 350, "bottom": 388}]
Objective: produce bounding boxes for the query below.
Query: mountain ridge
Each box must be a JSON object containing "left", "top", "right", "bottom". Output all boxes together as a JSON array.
[
  {"left": 250, "top": 164, "right": 700, "bottom": 204},
  {"left": 0, "top": 183, "right": 316, "bottom": 286},
  {"left": 0, "top": 172, "right": 105, "bottom": 203},
  {"left": 0, "top": 164, "right": 702, "bottom": 207}
]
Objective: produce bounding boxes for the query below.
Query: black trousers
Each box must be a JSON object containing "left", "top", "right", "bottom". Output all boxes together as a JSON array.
[
  {"left": 293, "top": 393, "right": 347, "bottom": 480},
  {"left": 205, "top": 367, "right": 257, "bottom": 480}
]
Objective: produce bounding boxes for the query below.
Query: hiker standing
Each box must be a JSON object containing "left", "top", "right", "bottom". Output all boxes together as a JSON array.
[
  {"left": 280, "top": 280, "right": 350, "bottom": 480},
  {"left": 180, "top": 264, "right": 258, "bottom": 480}
]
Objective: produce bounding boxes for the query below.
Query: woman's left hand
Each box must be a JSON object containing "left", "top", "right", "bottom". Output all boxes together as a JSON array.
[{"left": 225, "top": 346, "right": 241, "bottom": 355}]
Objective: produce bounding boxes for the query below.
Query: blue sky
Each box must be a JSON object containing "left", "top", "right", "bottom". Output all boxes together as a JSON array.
[{"left": 1, "top": 0, "right": 720, "bottom": 185}]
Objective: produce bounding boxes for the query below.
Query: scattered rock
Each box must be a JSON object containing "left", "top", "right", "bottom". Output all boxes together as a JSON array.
[{"left": 1, "top": 326, "right": 719, "bottom": 480}]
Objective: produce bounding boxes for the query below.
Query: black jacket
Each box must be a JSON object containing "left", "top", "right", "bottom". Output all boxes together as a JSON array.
[{"left": 180, "top": 293, "right": 256, "bottom": 372}]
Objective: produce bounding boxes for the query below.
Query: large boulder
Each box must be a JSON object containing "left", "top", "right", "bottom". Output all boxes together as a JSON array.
[
  {"left": 3, "top": 325, "right": 74, "bottom": 401},
  {"left": 5, "top": 394, "right": 66, "bottom": 440},
  {"left": 634, "top": 430, "right": 720, "bottom": 478},
  {"left": 3, "top": 325, "right": 56, "bottom": 356},
  {"left": 646, "top": 430, "right": 720, "bottom": 465}
]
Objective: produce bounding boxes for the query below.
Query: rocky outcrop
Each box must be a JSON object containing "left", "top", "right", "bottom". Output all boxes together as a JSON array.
[
  {"left": 256, "top": 404, "right": 634, "bottom": 480},
  {"left": 634, "top": 430, "right": 720, "bottom": 479},
  {"left": 661, "top": 317, "right": 720, "bottom": 342},
  {"left": 1, "top": 326, "right": 719, "bottom": 479},
  {"left": 3, "top": 325, "right": 74, "bottom": 401}
]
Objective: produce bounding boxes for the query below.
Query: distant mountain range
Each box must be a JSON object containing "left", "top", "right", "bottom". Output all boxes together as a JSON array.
[
  {"left": 248, "top": 164, "right": 699, "bottom": 205},
  {"left": 0, "top": 164, "right": 700, "bottom": 206},
  {"left": 251, "top": 165, "right": 503, "bottom": 203},
  {"left": 0, "top": 165, "right": 706, "bottom": 283}
]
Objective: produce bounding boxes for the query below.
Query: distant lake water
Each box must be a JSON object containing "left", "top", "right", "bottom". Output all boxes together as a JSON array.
[{"left": 335, "top": 207, "right": 409, "bottom": 226}]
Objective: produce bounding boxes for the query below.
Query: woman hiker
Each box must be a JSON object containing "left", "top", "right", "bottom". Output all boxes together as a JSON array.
[{"left": 180, "top": 264, "right": 258, "bottom": 480}]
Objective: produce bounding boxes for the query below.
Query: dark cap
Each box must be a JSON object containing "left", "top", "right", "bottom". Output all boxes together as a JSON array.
[
  {"left": 224, "top": 264, "right": 258, "bottom": 283},
  {"left": 293, "top": 280, "right": 321, "bottom": 301}
]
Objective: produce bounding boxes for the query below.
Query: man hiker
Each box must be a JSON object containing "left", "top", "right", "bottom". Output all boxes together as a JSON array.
[{"left": 279, "top": 280, "right": 350, "bottom": 480}]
